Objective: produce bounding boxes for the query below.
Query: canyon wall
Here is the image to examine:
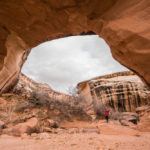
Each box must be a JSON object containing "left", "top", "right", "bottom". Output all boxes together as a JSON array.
[
  {"left": 0, "top": 0, "right": 150, "bottom": 93},
  {"left": 77, "top": 71, "right": 150, "bottom": 113},
  {"left": 14, "top": 74, "right": 74, "bottom": 102}
]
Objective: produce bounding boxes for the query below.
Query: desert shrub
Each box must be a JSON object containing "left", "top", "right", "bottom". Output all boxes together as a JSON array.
[
  {"left": 93, "top": 102, "right": 106, "bottom": 119},
  {"left": 47, "top": 100, "right": 91, "bottom": 121},
  {"left": 29, "top": 91, "right": 50, "bottom": 107},
  {"left": 14, "top": 91, "right": 50, "bottom": 113},
  {"left": 26, "top": 126, "right": 40, "bottom": 135},
  {"left": 26, "top": 90, "right": 92, "bottom": 122}
]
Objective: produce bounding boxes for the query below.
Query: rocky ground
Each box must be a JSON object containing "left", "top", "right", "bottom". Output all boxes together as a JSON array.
[
  {"left": 0, "top": 120, "right": 150, "bottom": 150},
  {"left": 0, "top": 92, "right": 150, "bottom": 150},
  {"left": 0, "top": 74, "right": 150, "bottom": 150}
]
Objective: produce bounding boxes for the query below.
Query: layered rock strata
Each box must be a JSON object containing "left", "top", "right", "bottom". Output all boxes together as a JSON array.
[
  {"left": 13, "top": 73, "right": 74, "bottom": 102},
  {"left": 77, "top": 71, "right": 150, "bottom": 113},
  {"left": 0, "top": 0, "right": 150, "bottom": 93},
  {"left": 13, "top": 74, "right": 90, "bottom": 120}
]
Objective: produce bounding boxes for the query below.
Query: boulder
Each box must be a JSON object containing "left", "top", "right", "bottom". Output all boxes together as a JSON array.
[
  {"left": 120, "top": 120, "right": 136, "bottom": 127},
  {"left": 136, "top": 106, "right": 150, "bottom": 116},
  {"left": 120, "top": 112, "right": 139, "bottom": 125},
  {"left": 3, "top": 117, "right": 38, "bottom": 136}
]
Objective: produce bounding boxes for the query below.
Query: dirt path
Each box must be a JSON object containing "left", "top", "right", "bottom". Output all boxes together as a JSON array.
[
  {"left": 0, "top": 132, "right": 150, "bottom": 150},
  {"left": 0, "top": 121, "right": 150, "bottom": 150}
]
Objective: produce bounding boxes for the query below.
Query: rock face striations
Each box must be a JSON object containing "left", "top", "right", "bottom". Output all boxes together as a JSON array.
[
  {"left": 77, "top": 71, "right": 150, "bottom": 113},
  {"left": 13, "top": 73, "right": 74, "bottom": 102},
  {"left": 0, "top": 0, "right": 150, "bottom": 93}
]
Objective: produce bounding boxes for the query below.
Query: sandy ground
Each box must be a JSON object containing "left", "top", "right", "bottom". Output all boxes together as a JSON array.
[{"left": 0, "top": 120, "right": 150, "bottom": 150}]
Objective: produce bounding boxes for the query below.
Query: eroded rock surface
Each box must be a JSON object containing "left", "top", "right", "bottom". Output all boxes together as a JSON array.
[
  {"left": 77, "top": 71, "right": 150, "bottom": 113},
  {"left": 0, "top": 0, "right": 150, "bottom": 93},
  {"left": 0, "top": 74, "right": 91, "bottom": 136},
  {"left": 13, "top": 73, "right": 74, "bottom": 102},
  {"left": 3, "top": 117, "right": 38, "bottom": 136}
]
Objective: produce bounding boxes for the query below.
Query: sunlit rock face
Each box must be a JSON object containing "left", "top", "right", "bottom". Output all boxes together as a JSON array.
[
  {"left": 13, "top": 74, "right": 74, "bottom": 102},
  {"left": 0, "top": 0, "right": 150, "bottom": 93},
  {"left": 77, "top": 71, "right": 150, "bottom": 113}
]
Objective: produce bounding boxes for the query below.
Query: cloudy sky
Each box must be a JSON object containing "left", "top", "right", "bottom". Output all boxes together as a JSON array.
[{"left": 22, "top": 35, "right": 128, "bottom": 93}]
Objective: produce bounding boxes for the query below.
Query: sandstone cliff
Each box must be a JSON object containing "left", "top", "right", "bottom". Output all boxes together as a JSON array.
[
  {"left": 0, "top": 74, "right": 91, "bottom": 133},
  {"left": 0, "top": 0, "right": 150, "bottom": 93},
  {"left": 13, "top": 73, "right": 74, "bottom": 102},
  {"left": 77, "top": 71, "right": 150, "bottom": 113}
]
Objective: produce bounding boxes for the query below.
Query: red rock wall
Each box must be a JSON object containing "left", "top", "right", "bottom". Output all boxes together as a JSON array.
[
  {"left": 77, "top": 71, "right": 150, "bottom": 113},
  {"left": 0, "top": 0, "right": 150, "bottom": 92}
]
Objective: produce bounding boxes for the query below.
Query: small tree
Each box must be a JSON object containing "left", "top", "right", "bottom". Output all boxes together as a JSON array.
[{"left": 67, "top": 85, "right": 78, "bottom": 96}]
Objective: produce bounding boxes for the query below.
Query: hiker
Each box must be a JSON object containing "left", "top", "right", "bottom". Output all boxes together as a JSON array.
[{"left": 104, "top": 109, "right": 110, "bottom": 123}]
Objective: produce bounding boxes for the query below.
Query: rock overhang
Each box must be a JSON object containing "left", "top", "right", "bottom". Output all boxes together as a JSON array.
[{"left": 0, "top": 0, "right": 150, "bottom": 93}]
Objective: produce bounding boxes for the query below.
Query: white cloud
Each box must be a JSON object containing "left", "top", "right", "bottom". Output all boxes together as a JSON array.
[{"left": 22, "top": 35, "right": 128, "bottom": 93}]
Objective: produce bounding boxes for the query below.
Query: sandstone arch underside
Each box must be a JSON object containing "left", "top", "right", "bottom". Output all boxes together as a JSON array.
[{"left": 0, "top": 0, "right": 150, "bottom": 93}]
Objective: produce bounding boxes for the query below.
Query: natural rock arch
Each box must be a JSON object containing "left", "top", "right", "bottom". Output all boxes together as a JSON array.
[{"left": 0, "top": 0, "right": 150, "bottom": 93}]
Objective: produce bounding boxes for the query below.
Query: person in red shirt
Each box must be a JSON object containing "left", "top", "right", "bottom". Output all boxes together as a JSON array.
[{"left": 104, "top": 109, "right": 110, "bottom": 123}]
